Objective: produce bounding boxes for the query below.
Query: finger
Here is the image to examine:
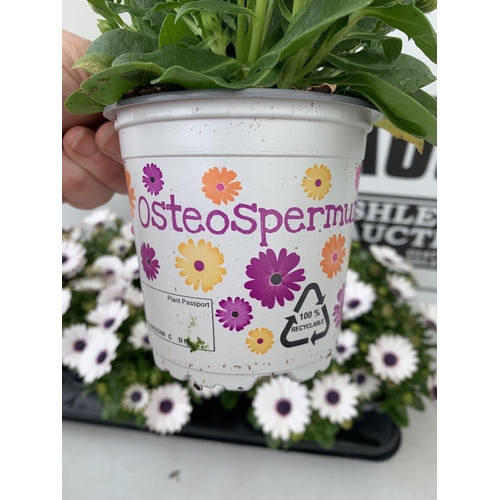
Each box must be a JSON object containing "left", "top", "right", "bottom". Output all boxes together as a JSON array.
[
  {"left": 62, "top": 148, "right": 117, "bottom": 209},
  {"left": 62, "top": 125, "right": 127, "bottom": 197}
]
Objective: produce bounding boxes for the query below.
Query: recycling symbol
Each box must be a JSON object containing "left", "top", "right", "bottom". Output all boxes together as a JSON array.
[{"left": 280, "top": 283, "right": 330, "bottom": 348}]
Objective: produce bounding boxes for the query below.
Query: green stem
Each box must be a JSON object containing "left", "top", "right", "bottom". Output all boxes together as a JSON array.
[
  {"left": 291, "top": 0, "right": 305, "bottom": 17},
  {"left": 260, "top": 0, "right": 275, "bottom": 51},
  {"left": 247, "top": 0, "right": 268, "bottom": 64},
  {"left": 292, "top": 12, "right": 363, "bottom": 84},
  {"left": 236, "top": 0, "right": 246, "bottom": 62}
]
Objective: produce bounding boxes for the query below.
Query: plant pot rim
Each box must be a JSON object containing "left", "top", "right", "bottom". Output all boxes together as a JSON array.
[{"left": 103, "top": 88, "right": 376, "bottom": 120}]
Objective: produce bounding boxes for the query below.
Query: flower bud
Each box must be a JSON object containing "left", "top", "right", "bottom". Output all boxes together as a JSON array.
[
  {"left": 97, "top": 19, "right": 116, "bottom": 34},
  {"left": 200, "top": 11, "right": 219, "bottom": 32},
  {"left": 416, "top": 0, "right": 437, "bottom": 13}
]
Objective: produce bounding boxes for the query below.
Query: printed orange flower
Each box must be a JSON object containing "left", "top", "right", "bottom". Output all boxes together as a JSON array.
[
  {"left": 175, "top": 239, "right": 226, "bottom": 292},
  {"left": 302, "top": 164, "right": 332, "bottom": 200},
  {"left": 202, "top": 167, "right": 242, "bottom": 205},
  {"left": 320, "top": 234, "right": 347, "bottom": 278},
  {"left": 245, "top": 328, "right": 274, "bottom": 355},
  {"left": 125, "top": 170, "right": 136, "bottom": 218}
]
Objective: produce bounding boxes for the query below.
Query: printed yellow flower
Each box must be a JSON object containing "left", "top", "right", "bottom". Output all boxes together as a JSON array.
[
  {"left": 246, "top": 328, "right": 274, "bottom": 355},
  {"left": 320, "top": 234, "right": 347, "bottom": 278},
  {"left": 301, "top": 164, "right": 332, "bottom": 200},
  {"left": 175, "top": 239, "right": 226, "bottom": 292}
]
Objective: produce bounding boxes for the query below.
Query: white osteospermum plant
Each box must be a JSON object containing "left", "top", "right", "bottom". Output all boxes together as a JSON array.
[{"left": 63, "top": 210, "right": 436, "bottom": 448}]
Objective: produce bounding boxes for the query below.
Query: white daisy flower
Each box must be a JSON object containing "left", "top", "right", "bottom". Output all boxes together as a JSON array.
[
  {"left": 86, "top": 300, "right": 129, "bottom": 332},
  {"left": 346, "top": 268, "right": 360, "bottom": 286},
  {"left": 97, "top": 280, "right": 129, "bottom": 306},
  {"left": 369, "top": 244, "right": 415, "bottom": 274},
  {"left": 367, "top": 334, "right": 419, "bottom": 384},
  {"left": 122, "top": 384, "right": 150, "bottom": 413},
  {"left": 109, "top": 237, "right": 133, "bottom": 256},
  {"left": 62, "top": 288, "right": 72, "bottom": 315},
  {"left": 123, "top": 254, "right": 140, "bottom": 282},
  {"left": 62, "top": 225, "right": 83, "bottom": 241},
  {"left": 92, "top": 255, "right": 126, "bottom": 282},
  {"left": 128, "top": 321, "right": 152, "bottom": 350},
  {"left": 144, "top": 383, "right": 192, "bottom": 435},
  {"left": 387, "top": 274, "right": 415, "bottom": 302},
  {"left": 120, "top": 223, "right": 135, "bottom": 241},
  {"left": 252, "top": 376, "right": 311, "bottom": 442},
  {"left": 62, "top": 323, "right": 92, "bottom": 370},
  {"left": 82, "top": 208, "right": 117, "bottom": 228},
  {"left": 187, "top": 377, "right": 224, "bottom": 400},
  {"left": 125, "top": 286, "right": 144, "bottom": 308},
  {"left": 351, "top": 368, "right": 381, "bottom": 401},
  {"left": 71, "top": 277, "right": 105, "bottom": 292},
  {"left": 427, "top": 373, "right": 437, "bottom": 404},
  {"left": 333, "top": 329, "right": 358, "bottom": 365},
  {"left": 414, "top": 301, "right": 437, "bottom": 332},
  {"left": 309, "top": 372, "right": 360, "bottom": 424},
  {"left": 62, "top": 239, "right": 86, "bottom": 277},
  {"left": 343, "top": 280, "right": 376, "bottom": 320},
  {"left": 77, "top": 329, "right": 120, "bottom": 383}
]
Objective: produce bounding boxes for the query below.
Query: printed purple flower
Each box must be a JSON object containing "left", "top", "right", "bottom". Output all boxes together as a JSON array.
[
  {"left": 215, "top": 297, "right": 253, "bottom": 331},
  {"left": 332, "top": 283, "right": 346, "bottom": 328},
  {"left": 142, "top": 163, "right": 164, "bottom": 195},
  {"left": 141, "top": 242, "right": 160, "bottom": 280},
  {"left": 244, "top": 248, "right": 306, "bottom": 309},
  {"left": 355, "top": 164, "right": 362, "bottom": 192}
]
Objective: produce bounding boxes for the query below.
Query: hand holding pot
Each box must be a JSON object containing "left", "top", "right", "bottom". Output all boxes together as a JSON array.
[{"left": 62, "top": 30, "right": 126, "bottom": 209}]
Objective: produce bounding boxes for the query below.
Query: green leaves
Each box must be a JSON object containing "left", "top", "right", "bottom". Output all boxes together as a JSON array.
[
  {"left": 65, "top": 0, "right": 438, "bottom": 147},
  {"left": 252, "top": 0, "right": 373, "bottom": 73},
  {"left": 335, "top": 72, "right": 437, "bottom": 146},
  {"left": 174, "top": 0, "right": 256, "bottom": 22},
  {"left": 363, "top": 2, "right": 437, "bottom": 63}
]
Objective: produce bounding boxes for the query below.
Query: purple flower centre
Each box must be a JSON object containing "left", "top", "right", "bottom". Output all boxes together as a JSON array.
[
  {"left": 315, "top": 179, "right": 322, "bottom": 187},
  {"left": 348, "top": 299, "right": 360, "bottom": 309},
  {"left": 131, "top": 391, "right": 142, "bottom": 402},
  {"left": 146, "top": 258, "right": 151, "bottom": 266},
  {"left": 194, "top": 260, "right": 205, "bottom": 272},
  {"left": 96, "top": 350, "right": 107, "bottom": 364},
  {"left": 62, "top": 254, "right": 68, "bottom": 264},
  {"left": 150, "top": 176, "right": 155, "bottom": 183},
  {"left": 383, "top": 257, "right": 394, "bottom": 265},
  {"left": 104, "top": 318, "right": 115, "bottom": 328},
  {"left": 383, "top": 352, "right": 398, "bottom": 367},
  {"left": 332, "top": 252, "right": 338, "bottom": 262},
  {"left": 270, "top": 273, "right": 283, "bottom": 286},
  {"left": 159, "top": 399, "right": 173, "bottom": 413},
  {"left": 104, "top": 270, "right": 115, "bottom": 276},
  {"left": 216, "top": 182, "right": 225, "bottom": 191},
  {"left": 257, "top": 338, "right": 264, "bottom": 344},
  {"left": 356, "top": 373, "right": 366, "bottom": 385},
  {"left": 74, "top": 340, "right": 86, "bottom": 351},
  {"left": 326, "top": 390, "right": 340, "bottom": 405},
  {"left": 336, "top": 344, "right": 346, "bottom": 353},
  {"left": 143, "top": 335, "right": 150, "bottom": 345},
  {"left": 276, "top": 399, "right": 291, "bottom": 416},
  {"left": 231, "top": 311, "right": 239, "bottom": 318},
  {"left": 425, "top": 319, "right": 437, "bottom": 330}
]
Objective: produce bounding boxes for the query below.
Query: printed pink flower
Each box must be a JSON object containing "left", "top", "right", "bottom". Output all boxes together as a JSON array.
[
  {"left": 142, "top": 163, "right": 164, "bottom": 195},
  {"left": 141, "top": 242, "right": 160, "bottom": 280},
  {"left": 244, "top": 248, "right": 306, "bottom": 309},
  {"left": 216, "top": 297, "right": 253, "bottom": 331}
]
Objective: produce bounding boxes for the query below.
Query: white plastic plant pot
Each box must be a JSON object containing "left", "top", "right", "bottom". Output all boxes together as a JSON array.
[{"left": 104, "top": 89, "right": 381, "bottom": 391}]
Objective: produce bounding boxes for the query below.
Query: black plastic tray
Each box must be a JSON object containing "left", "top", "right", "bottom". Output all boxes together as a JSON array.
[{"left": 62, "top": 367, "right": 400, "bottom": 461}]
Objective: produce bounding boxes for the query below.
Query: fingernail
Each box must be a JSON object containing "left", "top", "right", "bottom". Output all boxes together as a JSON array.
[
  {"left": 98, "top": 128, "right": 121, "bottom": 156},
  {"left": 70, "top": 129, "right": 97, "bottom": 158}
]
